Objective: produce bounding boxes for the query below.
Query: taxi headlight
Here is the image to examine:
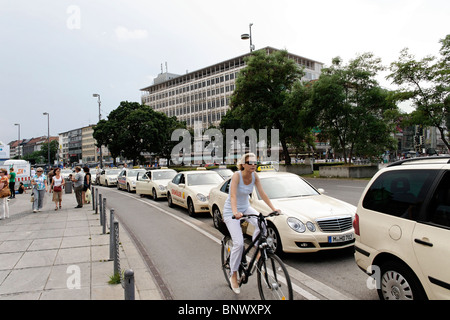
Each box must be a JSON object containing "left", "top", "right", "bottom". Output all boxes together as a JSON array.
[
  {"left": 196, "top": 193, "right": 207, "bottom": 202},
  {"left": 287, "top": 217, "right": 306, "bottom": 233},
  {"left": 306, "top": 221, "right": 316, "bottom": 232},
  {"left": 158, "top": 185, "right": 166, "bottom": 191}
]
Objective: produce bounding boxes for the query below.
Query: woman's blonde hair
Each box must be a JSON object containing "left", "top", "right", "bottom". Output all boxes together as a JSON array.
[{"left": 236, "top": 153, "right": 257, "bottom": 171}]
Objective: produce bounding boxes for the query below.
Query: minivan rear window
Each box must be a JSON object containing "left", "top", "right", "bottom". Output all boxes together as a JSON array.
[{"left": 362, "top": 170, "right": 437, "bottom": 220}]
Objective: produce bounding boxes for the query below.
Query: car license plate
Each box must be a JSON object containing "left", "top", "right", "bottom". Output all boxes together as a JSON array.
[{"left": 328, "top": 233, "right": 354, "bottom": 243}]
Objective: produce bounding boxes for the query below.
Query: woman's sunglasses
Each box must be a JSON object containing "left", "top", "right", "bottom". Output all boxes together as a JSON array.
[{"left": 245, "top": 161, "right": 257, "bottom": 165}]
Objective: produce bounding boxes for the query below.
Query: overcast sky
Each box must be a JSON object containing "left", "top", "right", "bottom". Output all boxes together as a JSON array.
[{"left": 1, "top": 0, "right": 448, "bottom": 145}]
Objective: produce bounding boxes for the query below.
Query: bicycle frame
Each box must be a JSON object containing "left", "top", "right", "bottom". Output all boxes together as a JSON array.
[{"left": 237, "top": 213, "right": 272, "bottom": 284}]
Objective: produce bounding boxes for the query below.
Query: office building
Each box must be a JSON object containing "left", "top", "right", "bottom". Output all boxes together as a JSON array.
[{"left": 140, "top": 47, "right": 323, "bottom": 129}]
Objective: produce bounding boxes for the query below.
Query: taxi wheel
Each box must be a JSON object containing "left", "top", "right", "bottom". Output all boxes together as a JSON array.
[
  {"left": 167, "top": 193, "right": 174, "bottom": 208},
  {"left": 152, "top": 188, "right": 158, "bottom": 201},
  {"left": 127, "top": 184, "right": 131, "bottom": 193},
  {"left": 187, "top": 198, "right": 195, "bottom": 217},
  {"left": 266, "top": 223, "right": 282, "bottom": 255},
  {"left": 212, "top": 206, "right": 222, "bottom": 229},
  {"left": 378, "top": 261, "right": 427, "bottom": 300}
]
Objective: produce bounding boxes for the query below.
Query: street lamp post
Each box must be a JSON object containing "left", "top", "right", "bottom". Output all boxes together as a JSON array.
[
  {"left": 43, "top": 112, "right": 50, "bottom": 171},
  {"left": 14, "top": 123, "right": 20, "bottom": 159},
  {"left": 92, "top": 93, "right": 103, "bottom": 168},
  {"left": 241, "top": 23, "right": 255, "bottom": 52}
]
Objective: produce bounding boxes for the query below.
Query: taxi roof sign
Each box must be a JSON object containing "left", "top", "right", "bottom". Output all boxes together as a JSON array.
[{"left": 256, "top": 165, "right": 276, "bottom": 172}]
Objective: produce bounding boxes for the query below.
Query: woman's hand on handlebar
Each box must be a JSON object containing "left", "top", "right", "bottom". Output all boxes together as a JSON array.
[{"left": 233, "top": 211, "right": 244, "bottom": 220}]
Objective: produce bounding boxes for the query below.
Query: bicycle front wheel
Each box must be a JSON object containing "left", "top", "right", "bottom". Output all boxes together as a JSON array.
[
  {"left": 221, "top": 236, "right": 233, "bottom": 289},
  {"left": 257, "top": 252, "right": 293, "bottom": 300}
]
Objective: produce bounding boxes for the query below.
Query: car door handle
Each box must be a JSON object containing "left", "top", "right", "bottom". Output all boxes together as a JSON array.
[{"left": 414, "top": 238, "right": 433, "bottom": 247}]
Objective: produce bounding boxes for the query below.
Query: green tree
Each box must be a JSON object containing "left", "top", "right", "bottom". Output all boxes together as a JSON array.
[
  {"left": 228, "top": 49, "right": 312, "bottom": 164},
  {"left": 39, "top": 140, "right": 59, "bottom": 164},
  {"left": 311, "top": 53, "right": 399, "bottom": 163},
  {"left": 388, "top": 34, "right": 450, "bottom": 151},
  {"left": 93, "top": 101, "right": 185, "bottom": 165}
]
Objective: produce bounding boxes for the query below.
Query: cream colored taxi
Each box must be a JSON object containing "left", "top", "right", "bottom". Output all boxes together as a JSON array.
[
  {"left": 98, "top": 168, "right": 121, "bottom": 187},
  {"left": 135, "top": 168, "right": 177, "bottom": 200},
  {"left": 117, "top": 168, "right": 147, "bottom": 192},
  {"left": 208, "top": 167, "right": 356, "bottom": 254},
  {"left": 167, "top": 168, "right": 224, "bottom": 216},
  {"left": 354, "top": 156, "right": 450, "bottom": 300}
]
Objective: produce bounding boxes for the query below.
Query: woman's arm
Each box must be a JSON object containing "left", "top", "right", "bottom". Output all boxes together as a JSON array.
[{"left": 229, "top": 172, "right": 242, "bottom": 219}]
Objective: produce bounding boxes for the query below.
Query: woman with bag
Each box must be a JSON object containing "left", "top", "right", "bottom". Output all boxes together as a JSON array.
[
  {"left": 0, "top": 168, "right": 11, "bottom": 219},
  {"left": 82, "top": 166, "right": 91, "bottom": 204},
  {"left": 31, "top": 167, "right": 48, "bottom": 213},
  {"left": 50, "top": 168, "right": 65, "bottom": 211}
]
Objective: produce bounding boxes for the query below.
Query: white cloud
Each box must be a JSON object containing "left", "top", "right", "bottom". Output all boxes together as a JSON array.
[{"left": 114, "top": 26, "right": 148, "bottom": 41}]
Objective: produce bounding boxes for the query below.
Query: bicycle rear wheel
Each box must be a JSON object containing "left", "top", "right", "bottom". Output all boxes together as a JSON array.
[
  {"left": 257, "top": 252, "right": 293, "bottom": 300},
  {"left": 221, "top": 236, "right": 233, "bottom": 289}
]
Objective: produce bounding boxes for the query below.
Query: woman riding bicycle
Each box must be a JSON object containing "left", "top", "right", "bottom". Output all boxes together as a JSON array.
[{"left": 223, "top": 153, "right": 280, "bottom": 294}]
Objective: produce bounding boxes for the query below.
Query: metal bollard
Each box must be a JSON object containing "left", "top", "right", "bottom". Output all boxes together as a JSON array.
[
  {"left": 102, "top": 198, "right": 106, "bottom": 234},
  {"left": 95, "top": 188, "right": 98, "bottom": 214},
  {"left": 124, "top": 269, "right": 135, "bottom": 300},
  {"left": 113, "top": 220, "right": 120, "bottom": 276},
  {"left": 99, "top": 194, "right": 103, "bottom": 225},
  {"left": 110, "top": 208, "right": 115, "bottom": 261},
  {"left": 92, "top": 187, "right": 95, "bottom": 211}
]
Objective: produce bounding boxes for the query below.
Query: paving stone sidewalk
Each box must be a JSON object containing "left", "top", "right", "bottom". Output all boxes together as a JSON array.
[{"left": 0, "top": 189, "right": 163, "bottom": 300}]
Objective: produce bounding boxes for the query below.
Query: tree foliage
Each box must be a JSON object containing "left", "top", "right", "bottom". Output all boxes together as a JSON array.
[
  {"left": 93, "top": 101, "right": 185, "bottom": 165},
  {"left": 311, "top": 53, "right": 399, "bottom": 163},
  {"left": 227, "top": 49, "right": 313, "bottom": 164},
  {"left": 388, "top": 34, "right": 450, "bottom": 151}
]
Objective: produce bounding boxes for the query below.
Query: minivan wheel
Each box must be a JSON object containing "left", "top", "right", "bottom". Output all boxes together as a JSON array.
[{"left": 378, "top": 261, "right": 427, "bottom": 300}]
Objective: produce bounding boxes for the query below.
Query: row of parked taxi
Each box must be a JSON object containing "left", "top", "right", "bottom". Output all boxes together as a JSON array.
[
  {"left": 98, "top": 165, "right": 357, "bottom": 257},
  {"left": 98, "top": 156, "right": 450, "bottom": 300}
]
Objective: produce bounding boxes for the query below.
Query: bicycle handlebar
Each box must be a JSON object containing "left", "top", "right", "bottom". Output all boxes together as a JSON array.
[{"left": 231, "top": 211, "right": 280, "bottom": 219}]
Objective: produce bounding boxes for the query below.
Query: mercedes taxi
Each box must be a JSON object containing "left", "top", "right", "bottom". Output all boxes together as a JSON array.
[
  {"left": 117, "top": 168, "right": 147, "bottom": 192},
  {"left": 136, "top": 168, "right": 177, "bottom": 200},
  {"left": 98, "top": 168, "right": 121, "bottom": 187},
  {"left": 208, "top": 166, "right": 356, "bottom": 254},
  {"left": 167, "top": 168, "right": 224, "bottom": 216}
]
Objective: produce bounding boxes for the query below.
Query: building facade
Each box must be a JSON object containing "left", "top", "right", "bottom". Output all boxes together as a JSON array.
[{"left": 140, "top": 47, "right": 323, "bottom": 129}]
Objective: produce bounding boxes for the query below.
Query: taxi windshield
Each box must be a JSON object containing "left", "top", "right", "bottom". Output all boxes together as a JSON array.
[
  {"left": 128, "top": 169, "right": 146, "bottom": 177},
  {"left": 153, "top": 171, "right": 177, "bottom": 180},
  {"left": 258, "top": 175, "right": 319, "bottom": 199},
  {"left": 188, "top": 173, "right": 224, "bottom": 186},
  {"left": 106, "top": 169, "right": 121, "bottom": 175}
]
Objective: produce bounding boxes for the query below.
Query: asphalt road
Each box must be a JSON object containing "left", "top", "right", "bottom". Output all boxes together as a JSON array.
[{"left": 94, "top": 177, "right": 379, "bottom": 300}]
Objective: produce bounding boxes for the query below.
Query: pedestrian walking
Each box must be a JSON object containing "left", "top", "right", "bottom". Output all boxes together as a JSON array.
[
  {"left": 31, "top": 167, "right": 48, "bottom": 213},
  {"left": 72, "top": 166, "right": 83, "bottom": 208},
  {"left": 0, "top": 168, "right": 11, "bottom": 219},
  {"left": 8, "top": 167, "right": 16, "bottom": 199},
  {"left": 50, "top": 167, "right": 65, "bottom": 211},
  {"left": 82, "top": 166, "right": 91, "bottom": 204}
]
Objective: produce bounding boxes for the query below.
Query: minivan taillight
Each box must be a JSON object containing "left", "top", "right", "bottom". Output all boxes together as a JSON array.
[{"left": 353, "top": 213, "right": 360, "bottom": 236}]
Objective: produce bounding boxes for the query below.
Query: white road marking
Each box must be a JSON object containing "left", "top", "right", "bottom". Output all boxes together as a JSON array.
[{"left": 100, "top": 187, "right": 353, "bottom": 300}]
